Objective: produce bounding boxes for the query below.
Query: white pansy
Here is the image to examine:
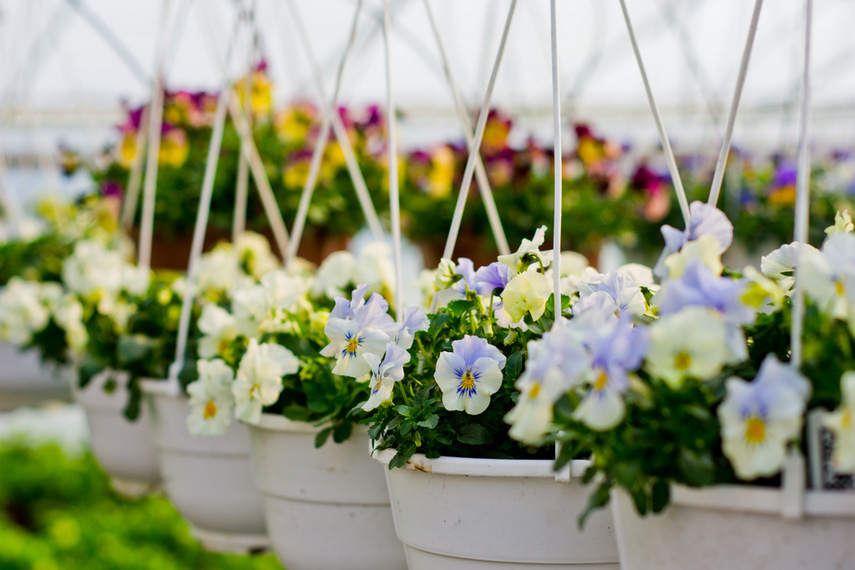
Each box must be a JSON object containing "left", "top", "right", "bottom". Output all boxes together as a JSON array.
[
  {"left": 51, "top": 294, "right": 88, "bottom": 355},
  {"left": 121, "top": 265, "right": 151, "bottom": 296},
  {"left": 506, "top": 330, "right": 590, "bottom": 443},
  {"left": 578, "top": 269, "right": 647, "bottom": 317},
  {"left": 355, "top": 241, "right": 396, "bottom": 294},
  {"left": 187, "top": 358, "right": 236, "bottom": 436},
  {"left": 501, "top": 270, "right": 553, "bottom": 323},
  {"left": 645, "top": 307, "right": 737, "bottom": 388},
  {"left": 433, "top": 258, "right": 458, "bottom": 290},
  {"left": 741, "top": 266, "right": 785, "bottom": 314},
  {"left": 434, "top": 335, "right": 507, "bottom": 415},
  {"left": 498, "top": 226, "right": 551, "bottom": 275},
  {"left": 233, "top": 339, "right": 300, "bottom": 424},
  {"left": 196, "top": 246, "right": 253, "bottom": 299},
  {"left": 802, "top": 233, "right": 855, "bottom": 320},
  {"left": 322, "top": 318, "right": 390, "bottom": 378},
  {"left": 572, "top": 378, "right": 626, "bottom": 432},
  {"left": 760, "top": 242, "right": 821, "bottom": 294},
  {"left": 0, "top": 278, "right": 53, "bottom": 345},
  {"left": 313, "top": 251, "right": 358, "bottom": 299},
  {"left": 825, "top": 209, "right": 854, "bottom": 237},
  {"left": 663, "top": 234, "right": 724, "bottom": 279},
  {"left": 823, "top": 372, "right": 855, "bottom": 473},
  {"left": 62, "top": 240, "right": 126, "bottom": 298},
  {"left": 362, "top": 343, "right": 410, "bottom": 411},
  {"left": 718, "top": 355, "right": 810, "bottom": 480},
  {"left": 232, "top": 284, "right": 269, "bottom": 337},
  {"left": 197, "top": 304, "right": 238, "bottom": 359},
  {"left": 262, "top": 271, "right": 309, "bottom": 315},
  {"left": 235, "top": 231, "right": 279, "bottom": 278}
]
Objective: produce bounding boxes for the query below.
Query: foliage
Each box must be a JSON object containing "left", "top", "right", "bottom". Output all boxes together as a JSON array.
[
  {"left": 0, "top": 442, "right": 281, "bottom": 570},
  {"left": 367, "top": 277, "right": 563, "bottom": 468}
]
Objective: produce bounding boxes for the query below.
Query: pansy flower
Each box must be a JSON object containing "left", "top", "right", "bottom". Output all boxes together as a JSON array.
[
  {"left": 187, "top": 359, "right": 236, "bottom": 436},
  {"left": 644, "top": 307, "right": 737, "bottom": 388},
  {"left": 362, "top": 343, "right": 410, "bottom": 411},
  {"left": 321, "top": 285, "right": 396, "bottom": 378},
  {"left": 653, "top": 201, "right": 733, "bottom": 278},
  {"left": 823, "top": 372, "right": 855, "bottom": 473},
  {"left": 572, "top": 317, "right": 649, "bottom": 431},
  {"left": 718, "top": 355, "right": 810, "bottom": 480},
  {"left": 434, "top": 335, "right": 507, "bottom": 415},
  {"left": 233, "top": 339, "right": 300, "bottom": 424}
]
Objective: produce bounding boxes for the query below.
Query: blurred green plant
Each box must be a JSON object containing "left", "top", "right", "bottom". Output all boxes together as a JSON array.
[{"left": 0, "top": 442, "right": 282, "bottom": 570}]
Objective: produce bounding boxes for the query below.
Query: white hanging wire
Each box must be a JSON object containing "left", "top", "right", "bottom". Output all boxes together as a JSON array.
[
  {"left": 442, "top": 0, "right": 518, "bottom": 261},
  {"left": 63, "top": 0, "right": 150, "bottom": 86},
  {"left": 167, "top": 16, "right": 243, "bottom": 394},
  {"left": 618, "top": 0, "right": 690, "bottom": 228},
  {"left": 232, "top": 0, "right": 256, "bottom": 242},
  {"left": 707, "top": 0, "right": 764, "bottom": 208},
  {"left": 284, "top": 0, "right": 385, "bottom": 243},
  {"left": 194, "top": 0, "right": 291, "bottom": 260},
  {"left": 383, "top": 0, "right": 404, "bottom": 322},
  {"left": 122, "top": 0, "right": 190, "bottom": 230},
  {"left": 790, "top": 0, "right": 812, "bottom": 370},
  {"left": 422, "top": 0, "right": 510, "bottom": 256},
  {"left": 138, "top": 0, "right": 175, "bottom": 270},
  {"left": 284, "top": 0, "right": 364, "bottom": 269},
  {"left": 550, "top": 0, "right": 562, "bottom": 322}
]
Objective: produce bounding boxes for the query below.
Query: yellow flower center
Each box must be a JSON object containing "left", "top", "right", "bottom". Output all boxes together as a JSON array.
[
  {"left": 744, "top": 416, "right": 766, "bottom": 444},
  {"left": 460, "top": 371, "right": 476, "bottom": 391},
  {"left": 836, "top": 280, "right": 846, "bottom": 297},
  {"left": 528, "top": 383, "right": 541, "bottom": 400},
  {"left": 250, "top": 384, "right": 260, "bottom": 399},
  {"left": 203, "top": 400, "right": 218, "bottom": 419},
  {"left": 674, "top": 351, "right": 692, "bottom": 371},
  {"left": 594, "top": 370, "right": 609, "bottom": 391},
  {"left": 345, "top": 336, "right": 360, "bottom": 355},
  {"left": 842, "top": 409, "right": 853, "bottom": 430}
]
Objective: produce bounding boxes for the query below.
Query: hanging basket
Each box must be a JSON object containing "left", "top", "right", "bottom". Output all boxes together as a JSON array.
[
  {"left": 373, "top": 449, "right": 619, "bottom": 569},
  {"left": 0, "top": 342, "right": 72, "bottom": 411},
  {"left": 71, "top": 369, "right": 159, "bottom": 497},
  {"left": 611, "top": 484, "right": 855, "bottom": 569},
  {"left": 246, "top": 415, "right": 406, "bottom": 569},
  {"left": 141, "top": 380, "right": 269, "bottom": 554}
]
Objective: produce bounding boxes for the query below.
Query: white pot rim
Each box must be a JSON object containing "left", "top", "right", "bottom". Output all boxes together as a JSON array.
[
  {"left": 671, "top": 483, "right": 855, "bottom": 518},
  {"left": 250, "top": 413, "right": 369, "bottom": 437},
  {"left": 140, "top": 378, "right": 184, "bottom": 399},
  {"left": 372, "top": 447, "right": 590, "bottom": 478},
  {"left": 253, "top": 413, "right": 318, "bottom": 432}
]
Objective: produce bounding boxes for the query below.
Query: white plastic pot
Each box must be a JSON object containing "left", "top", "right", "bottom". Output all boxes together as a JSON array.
[
  {"left": 374, "top": 449, "right": 620, "bottom": 569},
  {"left": 611, "top": 484, "right": 855, "bottom": 569},
  {"left": 142, "top": 380, "right": 269, "bottom": 553},
  {"left": 72, "top": 369, "right": 160, "bottom": 497},
  {"left": 0, "top": 342, "right": 72, "bottom": 411},
  {"left": 247, "top": 415, "right": 406, "bottom": 570}
]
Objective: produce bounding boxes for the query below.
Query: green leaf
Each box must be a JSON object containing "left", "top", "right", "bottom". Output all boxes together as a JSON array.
[
  {"left": 652, "top": 479, "right": 670, "bottom": 513},
  {"left": 504, "top": 351, "right": 524, "bottom": 381},
  {"left": 332, "top": 422, "right": 353, "bottom": 444},
  {"left": 117, "top": 335, "right": 152, "bottom": 365},
  {"left": 417, "top": 414, "right": 439, "bottom": 430},
  {"left": 314, "top": 427, "right": 333, "bottom": 448},
  {"left": 427, "top": 313, "right": 451, "bottom": 339},
  {"left": 677, "top": 448, "right": 716, "bottom": 487},
  {"left": 457, "top": 424, "right": 493, "bottom": 445},
  {"left": 447, "top": 299, "right": 478, "bottom": 317},
  {"left": 578, "top": 481, "right": 611, "bottom": 528},
  {"left": 122, "top": 383, "right": 142, "bottom": 422},
  {"left": 395, "top": 405, "right": 412, "bottom": 418},
  {"left": 78, "top": 360, "right": 103, "bottom": 390},
  {"left": 633, "top": 488, "right": 648, "bottom": 516}
]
